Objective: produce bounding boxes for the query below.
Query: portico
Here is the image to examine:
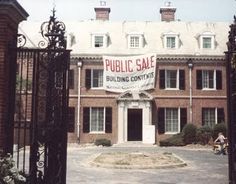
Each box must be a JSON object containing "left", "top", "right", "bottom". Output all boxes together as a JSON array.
[{"left": 117, "top": 91, "right": 155, "bottom": 144}]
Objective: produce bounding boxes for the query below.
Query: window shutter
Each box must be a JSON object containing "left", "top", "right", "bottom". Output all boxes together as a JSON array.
[
  {"left": 196, "top": 70, "right": 202, "bottom": 89},
  {"left": 105, "top": 107, "right": 112, "bottom": 133},
  {"left": 83, "top": 107, "right": 90, "bottom": 133},
  {"left": 180, "top": 108, "right": 187, "bottom": 131},
  {"left": 85, "top": 69, "right": 91, "bottom": 89},
  {"left": 216, "top": 70, "right": 222, "bottom": 90},
  {"left": 159, "top": 70, "right": 165, "bottom": 89},
  {"left": 158, "top": 108, "right": 165, "bottom": 134},
  {"left": 179, "top": 70, "right": 185, "bottom": 90},
  {"left": 217, "top": 108, "right": 225, "bottom": 124}
]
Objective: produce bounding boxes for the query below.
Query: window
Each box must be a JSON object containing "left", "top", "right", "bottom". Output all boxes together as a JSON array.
[
  {"left": 94, "top": 36, "right": 104, "bottom": 47},
  {"left": 90, "top": 107, "right": 105, "bottom": 132},
  {"left": 202, "top": 37, "right": 212, "bottom": 49},
  {"left": 83, "top": 107, "right": 112, "bottom": 133},
  {"left": 202, "top": 108, "right": 215, "bottom": 128},
  {"left": 92, "top": 70, "right": 103, "bottom": 88},
  {"left": 165, "top": 108, "right": 179, "bottom": 133},
  {"left": 166, "top": 37, "right": 176, "bottom": 48},
  {"left": 202, "top": 108, "right": 225, "bottom": 128},
  {"left": 166, "top": 70, "right": 177, "bottom": 88},
  {"left": 159, "top": 69, "right": 185, "bottom": 90},
  {"left": 162, "top": 32, "right": 179, "bottom": 49},
  {"left": 68, "top": 107, "right": 75, "bottom": 132},
  {"left": 127, "top": 33, "right": 144, "bottom": 48},
  {"left": 68, "top": 69, "right": 74, "bottom": 89},
  {"left": 158, "top": 108, "right": 187, "bottom": 134},
  {"left": 85, "top": 69, "right": 103, "bottom": 89},
  {"left": 199, "top": 32, "right": 215, "bottom": 49},
  {"left": 130, "top": 36, "right": 140, "bottom": 48},
  {"left": 196, "top": 70, "right": 222, "bottom": 90},
  {"left": 202, "top": 70, "right": 214, "bottom": 89},
  {"left": 91, "top": 33, "right": 108, "bottom": 48}
]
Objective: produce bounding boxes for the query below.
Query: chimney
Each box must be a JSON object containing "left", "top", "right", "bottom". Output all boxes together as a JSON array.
[
  {"left": 160, "top": 2, "right": 176, "bottom": 22},
  {"left": 94, "top": 1, "right": 111, "bottom": 21}
]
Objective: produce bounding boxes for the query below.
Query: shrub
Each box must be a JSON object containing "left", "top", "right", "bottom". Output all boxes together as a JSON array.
[
  {"left": 95, "top": 139, "right": 111, "bottom": 147},
  {"left": 0, "top": 153, "right": 26, "bottom": 184},
  {"left": 196, "top": 126, "right": 212, "bottom": 145},
  {"left": 159, "top": 133, "right": 185, "bottom": 147},
  {"left": 182, "top": 123, "right": 197, "bottom": 144},
  {"left": 212, "top": 123, "right": 227, "bottom": 140}
]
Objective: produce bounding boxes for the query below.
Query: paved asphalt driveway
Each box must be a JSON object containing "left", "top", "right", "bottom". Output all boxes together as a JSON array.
[{"left": 66, "top": 145, "right": 228, "bottom": 184}]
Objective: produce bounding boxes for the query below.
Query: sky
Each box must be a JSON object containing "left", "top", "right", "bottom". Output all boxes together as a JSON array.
[{"left": 17, "top": 0, "right": 236, "bottom": 22}]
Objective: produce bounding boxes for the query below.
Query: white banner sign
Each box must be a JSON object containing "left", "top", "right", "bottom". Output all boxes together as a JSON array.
[{"left": 103, "top": 53, "right": 156, "bottom": 93}]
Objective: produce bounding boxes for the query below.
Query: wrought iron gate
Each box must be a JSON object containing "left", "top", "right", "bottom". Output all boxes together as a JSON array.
[
  {"left": 226, "top": 16, "right": 236, "bottom": 184},
  {"left": 11, "top": 10, "right": 70, "bottom": 184}
]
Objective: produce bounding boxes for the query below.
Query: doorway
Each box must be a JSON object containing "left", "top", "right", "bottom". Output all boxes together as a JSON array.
[{"left": 128, "top": 109, "right": 142, "bottom": 141}]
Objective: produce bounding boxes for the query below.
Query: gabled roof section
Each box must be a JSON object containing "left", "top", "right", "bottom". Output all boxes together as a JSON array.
[{"left": 117, "top": 90, "right": 153, "bottom": 101}]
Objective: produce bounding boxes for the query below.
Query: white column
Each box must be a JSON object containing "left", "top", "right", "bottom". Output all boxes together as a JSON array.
[
  {"left": 118, "top": 102, "right": 125, "bottom": 143},
  {"left": 124, "top": 103, "right": 128, "bottom": 142},
  {"left": 143, "top": 102, "right": 155, "bottom": 144}
]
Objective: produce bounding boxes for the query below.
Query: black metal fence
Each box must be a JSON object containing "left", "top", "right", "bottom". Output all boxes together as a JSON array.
[
  {"left": 10, "top": 9, "right": 71, "bottom": 184},
  {"left": 13, "top": 48, "right": 70, "bottom": 183}
]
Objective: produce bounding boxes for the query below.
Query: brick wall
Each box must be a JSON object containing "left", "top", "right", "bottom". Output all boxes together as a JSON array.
[
  {"left": 68, "top": 57, "right": 227, "bottom": 144},
  {"left": 0, "top": 1, "right": 28, "bottom": 154},
  {"left": 94, "top": 7, "right": 111, "bottom": 21},
  {"left": 160, "top": 8, "right": 176, "bottom": 22}
]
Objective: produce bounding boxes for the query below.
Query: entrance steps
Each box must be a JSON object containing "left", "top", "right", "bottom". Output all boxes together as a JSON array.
[{"left": 113, "top": 141, "right": 157, "bottom": 148}]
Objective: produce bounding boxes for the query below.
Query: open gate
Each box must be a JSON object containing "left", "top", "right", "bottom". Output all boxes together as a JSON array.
[{"left": 11, "top": 10, "right": 70, "bottom": 183}]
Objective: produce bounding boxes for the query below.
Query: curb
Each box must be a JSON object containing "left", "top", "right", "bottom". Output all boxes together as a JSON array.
[{"left": 88, "top": 152, "right": 187, "bottom": 169}]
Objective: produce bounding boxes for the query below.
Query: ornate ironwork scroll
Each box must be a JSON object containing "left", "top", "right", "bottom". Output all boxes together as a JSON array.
[
  {"left": 39, "top": 8, "right": 66, "bottom": 50},
  {"left": 13, "top": 9, "right": 70, "bottom": 184},
  {"left": 17, "top": 33, "right": 26, "bottom": 48}
]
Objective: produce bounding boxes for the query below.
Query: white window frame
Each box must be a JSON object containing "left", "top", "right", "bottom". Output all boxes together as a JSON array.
[
  {"left": 202, "top": 108, "right": 217, "bottom": 128},
  {"left": 91, "top": 33, "right": 108, "bottom": 48},
  {"left": 165, "top": 108, "right": 180, "bottom": 134},
  {"left": 165, "top": 69, "right": 179, "bottom": 90},
  {"left": 127, "top": 33, "right": 144, "bottom": 49},
  {"left": 89, "top": 107, "right": 105, "bottom": 133},
  {"left": 200, "top": 32, "right": 215, "bottom": 49},
  {"left": 163, "top": 32, "right": 179, "bottom": 49},
  {"left": 202, "top": 70, "right": 216, "bottom": 90},
  {"left": 91, "top": 69, "right": 104, "bottom": 89}
]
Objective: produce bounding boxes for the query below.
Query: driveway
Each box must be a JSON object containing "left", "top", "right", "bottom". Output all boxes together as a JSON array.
[{"left": 66, "top": 145, "right": 228, "bottom": 184}]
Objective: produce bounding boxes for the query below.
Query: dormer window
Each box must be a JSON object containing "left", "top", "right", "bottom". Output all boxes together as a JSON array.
[
  {"left": 162, "top": 32, "right": 179, "bottom": 49},
  {"left": 127, "top": 33, "right": 144, "bottom": 49},
  {"left": 202, "top": 37, "right": 212, "bottom": 48},
  {"left": 92, "top": 33, "right": 108, "bottom": 48},
  {"left": 166, "top": 36, "right": 176, "bottom": 48},
  {"left": 94, "top": 36, "right": 104, "bottom": 47},
  {"left": 199, "top": 32, "right": 215, "bottom": 49}
]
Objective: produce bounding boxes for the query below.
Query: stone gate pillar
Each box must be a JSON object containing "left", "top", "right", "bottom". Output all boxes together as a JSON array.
[{"left": 0, "top": 0, "right": 28, "bottom": 154}]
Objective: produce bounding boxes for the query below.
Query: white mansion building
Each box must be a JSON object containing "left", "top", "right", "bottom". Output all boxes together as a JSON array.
[{"left": 19, "top": 3, "right": 230, "bottom": 144}]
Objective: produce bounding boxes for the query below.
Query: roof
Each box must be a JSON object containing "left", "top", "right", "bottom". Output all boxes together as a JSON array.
[{"left": 19, "top": 20, "right": 230, "bottom": 56}]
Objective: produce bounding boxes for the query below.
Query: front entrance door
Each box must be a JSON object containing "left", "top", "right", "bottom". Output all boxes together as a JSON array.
[{"left": 128, "top": 109, "right": 142, "bottom": 141}]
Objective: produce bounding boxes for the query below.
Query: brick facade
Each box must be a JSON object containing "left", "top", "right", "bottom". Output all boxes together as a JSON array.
[
  {"left": 94, "top": 7, "right": 111, "bottom": 21},
  {"left": 0, "top": 1, "right": 28, "bottom": 154},
  {"left": 68, "top": 55, "right": 227, "bottom": 144},
  {"left": 160, "top": 8, "right": 176, "bottom": 22}
]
